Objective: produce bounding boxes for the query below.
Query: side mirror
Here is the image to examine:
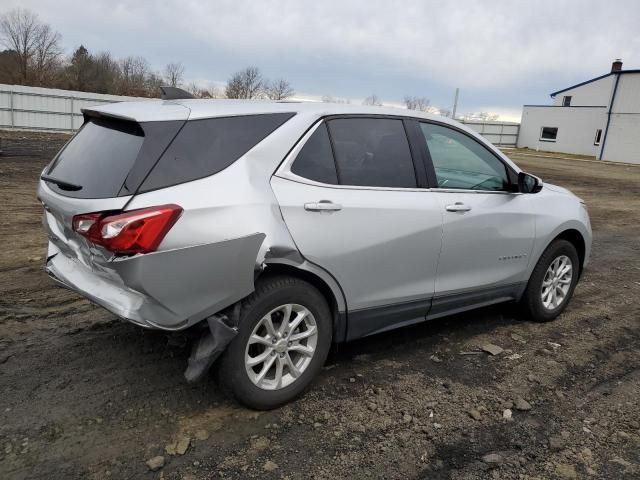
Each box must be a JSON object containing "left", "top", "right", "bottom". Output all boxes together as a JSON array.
[{"left": 518, "top": 172, "right": 543, "bottom": 193}]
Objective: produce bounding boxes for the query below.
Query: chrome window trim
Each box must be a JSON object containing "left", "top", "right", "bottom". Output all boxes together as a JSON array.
[
  {"left": 275, "top": 119, "right": 432, "bottom": 193},
  {"left": 430, "top": 187, "right": 521, "bottom": 195},
  {"left": 275, "top": 118, "right": 523, "bottom": 195}
]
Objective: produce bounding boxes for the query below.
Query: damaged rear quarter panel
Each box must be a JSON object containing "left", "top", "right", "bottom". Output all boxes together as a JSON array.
[
  {"left": 112, "top": 233, "right": 266, "bottom": 329},
  {"left": 119, "top": 115, "right": 318, "bottom": 328}
]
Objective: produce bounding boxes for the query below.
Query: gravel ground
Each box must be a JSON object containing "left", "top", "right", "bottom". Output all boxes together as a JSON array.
[{"left": 0, "top": 130, "right": 638, "bottom": 480}]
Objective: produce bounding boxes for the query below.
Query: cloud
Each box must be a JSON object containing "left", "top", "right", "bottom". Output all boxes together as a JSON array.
[{"left": 4, "top": 0, "right": 640, "bottom": 116}]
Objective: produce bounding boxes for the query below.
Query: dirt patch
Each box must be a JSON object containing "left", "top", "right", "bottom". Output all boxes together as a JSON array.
[{"left": 0, "top": 132, "right": 638, "bottom": 479}]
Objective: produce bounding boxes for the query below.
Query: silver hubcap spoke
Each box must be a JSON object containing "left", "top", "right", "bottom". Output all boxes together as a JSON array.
[
  {"left": 541, "top": 255, "right": 573, "bottom": 310},
  {"left": 244, "top": 303, "right": 318, "bottom": 390},
  {"left": 255, "top": 355, "right": 276, "bottom": 383},
  {"left": 289, "top": 325, "right": 317, "bottom": 342},
  {"left": 284, "top": 352, "right": 301, "bottom": 378},
  {"left": 289, "top": 344, "right": 314, "bottom": 356},
  {"left": 249, "top": 334, "right": 272, "bottom": 347}
]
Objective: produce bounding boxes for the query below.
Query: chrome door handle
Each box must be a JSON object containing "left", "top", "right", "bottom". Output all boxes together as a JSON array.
[
  {"left": 304, "top": 201, "right": 342, "bottom": 212},
  {"left": 445, "top": 202, "right": 472, "bottom": 212}
]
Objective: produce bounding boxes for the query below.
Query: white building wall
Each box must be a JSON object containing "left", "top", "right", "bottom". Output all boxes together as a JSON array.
[
  {"left": 551, "top": 75, "right": 613, "bottom": 106},
  {"left": 611, "top": 72, "right": 640, "bottom": 113},
  {"left": 602, "top": 115, "right": 640, "bottom": 164},
  {"left": 520, "top": 69, "right": 640, "bottom": 164},
  {"left": 599, "top": 73, "right": 640, "bottom": 164},
  {"left": 517, "top": 106, "right": 606, "bottom": 156}
]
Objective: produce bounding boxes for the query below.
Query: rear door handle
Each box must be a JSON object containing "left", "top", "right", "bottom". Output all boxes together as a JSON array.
[
  {"left": 445, "top": 202, "right": 472, "bottom": 212},
  {"left": 304, "top": 200, "right": 342, "bottom": 212}
]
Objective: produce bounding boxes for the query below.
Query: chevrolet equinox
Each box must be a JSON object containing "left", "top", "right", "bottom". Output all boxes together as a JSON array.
[{"left": 38, "top": 93, "right": 591, "bottom": 409}]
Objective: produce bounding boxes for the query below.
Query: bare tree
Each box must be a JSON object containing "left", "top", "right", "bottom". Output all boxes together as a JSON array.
[
  {"left": 91, "top": 51, "right": 121, "bottom": 94},
  {"left": 146, "top": 71, "right": 164, "bottom": 96},
  {"left": 225, "top": 66, "right": 264, "bottom": 99},
  {"left": 0, "top": 8, "right": 62, "bottom": 84},
  {"left": 198, "top": 86, "right": 220, "bottom": 98},
  {"left": 119, "top": 56, "right": 152, "bottom": 96},
  {"left": 209, "top": 86, "right": 222, "bottom": 98},
  {"left": 224, "top": 73, "right": 244, "bottom": 99},
  {"left": 362, "top": 94, "right": 382, "bottom": 106},
  {"left": 264, "top": 78, "right": 294, "bottom": 100},
  {"left": 321, "top": 95, "right": 350, "bottom": 104},
  {"left": 404, "top": 96, "right": 431, "bottom": 112},
  {"left": 164, "top": 62, "right": 184, "bottom": 87},
  {"left": 32, "top": 22, "right": 62, "bottom": 85},
  {"left": 0, "top": 49, "right": 21, "bottom": 83},
  {"left": 196, "top": 88, "right": 215, "bottom": 98},
  {"left": 185, "top": 81, "right": 199, "bottom": 96},
  {"left": 463, "top": 112, "right": 499, "bottom": 121},
  {"left": 185, "top": 81, "right": 219, "bottom": 98}
]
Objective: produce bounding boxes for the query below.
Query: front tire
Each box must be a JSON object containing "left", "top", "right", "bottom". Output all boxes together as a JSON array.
[
  {"left": 521, "top": 239, "right": 580, "bottom": 322},
  {"left": 218, "top": 275, "right": 332, "bottom": 410}
]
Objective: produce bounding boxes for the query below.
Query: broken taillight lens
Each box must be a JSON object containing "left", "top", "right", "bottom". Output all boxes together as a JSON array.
[{"left": 72, "top": 204, "right": 183, "bottom": 254}]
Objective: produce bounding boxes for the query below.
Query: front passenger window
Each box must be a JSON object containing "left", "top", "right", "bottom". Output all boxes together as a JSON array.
[{"left": 420, "top": 123, "right": 510, "bottom": 191}]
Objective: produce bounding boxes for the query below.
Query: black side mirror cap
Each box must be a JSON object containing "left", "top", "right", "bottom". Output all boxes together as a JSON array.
[{"left": 518, "top": 172, "right": 543, "bottom": 193}]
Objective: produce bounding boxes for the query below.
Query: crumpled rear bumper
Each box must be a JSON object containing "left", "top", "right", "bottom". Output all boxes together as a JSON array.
[{"left": 45, "top": 233, "right": 266, "bottom": 331}]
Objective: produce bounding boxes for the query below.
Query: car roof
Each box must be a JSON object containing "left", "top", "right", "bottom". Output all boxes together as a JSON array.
[
  {"left": 82, "top": 98, "right": 522, "bottom": 174},
  {"left": 83, "top": 98, "right": 455, "bottom": 125}
]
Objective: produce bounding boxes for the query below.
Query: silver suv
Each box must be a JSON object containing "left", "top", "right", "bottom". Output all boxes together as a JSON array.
[{"left": 39, "top": 95, "right": 591, "bottom": 409}]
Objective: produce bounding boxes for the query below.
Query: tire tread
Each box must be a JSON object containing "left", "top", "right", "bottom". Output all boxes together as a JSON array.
[
  {"left": 218, "top": 274, "right": 331, "bottom": 409},
  {"left": 521, "top": 239, "right": 579, "bottom": 322}
]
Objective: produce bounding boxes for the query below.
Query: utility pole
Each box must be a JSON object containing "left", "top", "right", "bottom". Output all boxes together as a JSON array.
[{"left": 452, "top": 87, "right": 459, "bottom": 119}]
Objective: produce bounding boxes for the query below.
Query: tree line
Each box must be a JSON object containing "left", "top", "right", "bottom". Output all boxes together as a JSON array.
[
  {"left": 0, "top": 8, "right": 295, "bottom": 100},
  {"left": 0, "top": 7, "right": 503, "bottom": 119}
]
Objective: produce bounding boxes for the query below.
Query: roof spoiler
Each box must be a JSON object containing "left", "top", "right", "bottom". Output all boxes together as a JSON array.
[{"left": 159, "top": 86, "right": 195, "bottom": 100}]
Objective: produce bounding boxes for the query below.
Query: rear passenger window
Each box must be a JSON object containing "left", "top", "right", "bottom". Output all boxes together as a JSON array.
[
  {"left": 291, "top": 124, "right": 338, "bottom": 184},
  {"left": 141, "top": 113, "right": 294, "bottom": 192},
  {"left": 327, "top": 118, "right": 417, "bottom": 188}
]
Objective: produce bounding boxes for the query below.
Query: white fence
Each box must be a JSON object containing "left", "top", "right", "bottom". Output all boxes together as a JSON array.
[
  {"left": 0, "top": 85, "right": 522, "bottom": 147},
  {"left": 0, "top": 84, "right": 145, "bottom": 132},
  {"left": 461, "top": 120, "right": 520, "bottom": 147}
]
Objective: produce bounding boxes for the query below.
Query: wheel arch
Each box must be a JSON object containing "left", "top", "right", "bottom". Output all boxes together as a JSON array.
[
  {"left": 257, "top": 261, "right": 348, "bottom": 343},
  {"left": 554, "top": 229, "right": 586, "bottom": 276}
]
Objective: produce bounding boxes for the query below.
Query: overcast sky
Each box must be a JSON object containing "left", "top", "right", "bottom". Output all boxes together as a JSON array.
[{"left": 5, "top": 0, "right": 640, "bottom": 120}]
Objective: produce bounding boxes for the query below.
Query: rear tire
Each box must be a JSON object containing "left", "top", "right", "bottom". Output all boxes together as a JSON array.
[
  {"left": 521, "top": 239, "right": 580, "bottom": 322},
  {"left": 218, "top": 275, "right": 332, "bottom": 410}
]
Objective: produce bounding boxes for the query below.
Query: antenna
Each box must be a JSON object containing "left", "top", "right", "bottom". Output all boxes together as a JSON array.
[{"left": 159, "top": 86, "right": 195, "bottom": 100}]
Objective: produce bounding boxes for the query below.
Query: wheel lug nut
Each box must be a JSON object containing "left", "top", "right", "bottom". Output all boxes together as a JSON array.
[
  {"left": 283, "top": 331, "right": 288, "bottom": 336},
  {"left": 271, "top": 351, "right": 275, "bottom": 356},
  {"left": 280, "top": 353, "right": 285, "bottom": 358},
  {"left": 288, "top": 341, "right": 292, "bottom": 347}
]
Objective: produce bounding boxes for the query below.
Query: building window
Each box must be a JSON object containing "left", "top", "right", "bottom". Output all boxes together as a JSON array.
[
  {"left": 594, "top": 129, "right": 602, "bottom": 146},
  {"left": 562, "top": 96, "right": 572, "bottom": 106},
  {"left": 540, "top": 127, "right": 558, "bottom": 142}
]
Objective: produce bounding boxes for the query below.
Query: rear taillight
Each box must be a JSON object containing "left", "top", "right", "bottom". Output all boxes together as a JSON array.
[{"left": 72, "top": 204, "right": 183, "bottom": 254}]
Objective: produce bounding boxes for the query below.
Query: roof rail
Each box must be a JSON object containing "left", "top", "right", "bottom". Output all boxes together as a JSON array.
[{"left": 159, "top": 86, "right": 195, "bottom": 100}]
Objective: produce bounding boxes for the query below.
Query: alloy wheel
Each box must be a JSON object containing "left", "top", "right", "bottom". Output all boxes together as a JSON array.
[
  {"left": 541, "top": 255, "right": 573, "bottom": 310},
  {"left": 244, "top": 304, "right": 318, "bottom": 390}
]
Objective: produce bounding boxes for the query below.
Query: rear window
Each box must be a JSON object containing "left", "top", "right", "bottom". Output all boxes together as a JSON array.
[
  {"left": 327, "top": 118, "right": 417, "bottom": 188},
  {"left": 140, "top": 113, "right": 295, "bottom": 192},
  {"left": 46, "top": 118, "right": 144, "bottom": 198}
]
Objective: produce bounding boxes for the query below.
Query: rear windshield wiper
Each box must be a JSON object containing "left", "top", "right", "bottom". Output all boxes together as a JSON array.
[{"left": 41, "top": 174, "right": 83, "bottom": 191}]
